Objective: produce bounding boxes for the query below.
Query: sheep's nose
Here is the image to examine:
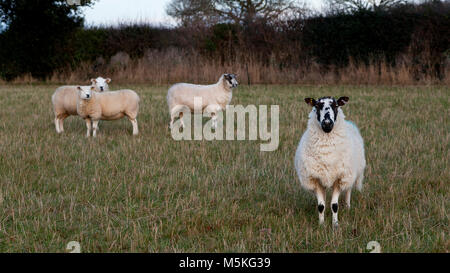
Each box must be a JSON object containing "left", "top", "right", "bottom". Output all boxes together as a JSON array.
[
  {"left": 100, "top": 87, "right": 104, "bottom": 91},
  {"left": 86, "top": 94, "right": 90, "bottom": 98},
  {"left": 321, "top": 119, "right": 333, "bottom": 133}
]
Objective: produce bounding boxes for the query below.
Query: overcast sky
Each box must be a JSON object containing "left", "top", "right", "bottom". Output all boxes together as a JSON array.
[{"left": 82, "top": 0, "right": 326, "bottom": 26}]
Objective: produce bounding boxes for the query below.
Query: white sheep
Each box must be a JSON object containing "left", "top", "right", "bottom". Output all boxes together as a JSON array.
[
  {"left": 167, "top": 74, "right": 238, "bottom": 129},
  {"left": 76, "top": 86, "right": 140, "bottom": 137},
  {"left": 51, "top": 77, "right": 111, "bottom": 133},
  {"left": 294, "top": 96, "right": 366, "bottom": 228}
]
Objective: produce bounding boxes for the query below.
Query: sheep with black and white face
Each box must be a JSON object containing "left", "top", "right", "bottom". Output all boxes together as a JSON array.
[{"left": 294, "top": 96, "right": 366, "bottom": 228}]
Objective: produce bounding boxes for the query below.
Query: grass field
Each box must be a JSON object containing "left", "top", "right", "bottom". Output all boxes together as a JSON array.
[{"left": 0, "top": 84, "right": 448, "bottom": 253}]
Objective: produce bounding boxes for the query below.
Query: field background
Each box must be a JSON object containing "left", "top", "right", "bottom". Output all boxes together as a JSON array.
[{"left": 0, "top": 84, "right": 448, "bottom": 252}]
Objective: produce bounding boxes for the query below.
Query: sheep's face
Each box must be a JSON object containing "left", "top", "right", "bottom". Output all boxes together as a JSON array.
[
  {"left": 77, "top": 86, "right": 94, "bottom": 100},
  {"left": 224, "top": 74, "right": 238, "bottom": 89},
  {"left": 91, "top": 77, "right": 111, "bottom": 92},
  {"left": 305, "top": 96, "right": 349, "bottom": 133}
]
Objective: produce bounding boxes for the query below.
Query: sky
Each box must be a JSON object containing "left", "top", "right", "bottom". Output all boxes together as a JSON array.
[
  {"left": 82, "top": 0, "right": 326, "bottom": 26},
  {"left": 82, "top": 0, "right": 175, "bottom": 26}
]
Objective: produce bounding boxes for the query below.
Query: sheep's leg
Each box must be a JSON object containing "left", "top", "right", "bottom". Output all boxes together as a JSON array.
[
  {"left": 130, "top": 119, "right": 139, "bottom": 135},
  {"left": 92, "top": 120, "right": 99, "bottom": 138},
  {"left": 179, "top": 112, "right": 185, "bottom": 128},
  {"left": 168, "top": 114, "right": 182, "bottom": 129},
  {"left": 211, "top": 112, "right": 217, "bottom": 129},
  {"left": 345, "top": 189, "right": 352, "bottom": 208},
  {"left": 205, "top": 104, "right": 220, "bottom": 130},
  {"left": 55, "top": 118, "right": 60, "bottom": 133},
  {"left": 331, "top": 184, "right": 341, "bottom": 229},
  {"left": 170, "top": 106, "right": 186, "bottom": 129},
  {"left": 59, "top": 118, "right": 64, "bottom": 132},
  {"left": 59, "top": 117, "right": 65, "bottom": 132},
  {"left": 85, "top": 118, "right": 92, "bottom": 137},
  {"left": 169, "top": 116, "right": 174, "bottom": 129},
  {"left": 56, "top": 114, "right": 67, "bottom": 133},
  {"left": 314, "top": 183, "right": 326, "bottom": 225}
]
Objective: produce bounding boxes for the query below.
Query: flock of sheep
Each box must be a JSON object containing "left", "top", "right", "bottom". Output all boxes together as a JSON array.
[{"left": 51, "top": 74, "right": 366, "bottom": 227}]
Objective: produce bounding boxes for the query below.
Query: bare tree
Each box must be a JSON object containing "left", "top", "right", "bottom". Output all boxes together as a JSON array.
[
  {"left": 327, "top": 0, "right": 407, "bottom": 13},
  {"left": 166, "top": 0, "right": 216, "bottom": 25},
  {"left": 166, "top": 0, "right": 302, "bottom": 25}
]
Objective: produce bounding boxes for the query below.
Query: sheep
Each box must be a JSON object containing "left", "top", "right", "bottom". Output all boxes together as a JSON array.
[
  {"left": 294, "top": 96, "right": 366, "bottom": 228},
  {"left": 76, "top": 86, "right": 140, "bottom": 137},
  {"left": 167, "top": 74, "right": 238, "bottom": 129},
  {"left": 51, "top": 77, "right": 111, "bottom": 133}
]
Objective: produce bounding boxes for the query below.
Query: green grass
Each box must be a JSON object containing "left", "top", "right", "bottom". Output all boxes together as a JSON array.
[{"left": 0, "top": 84, "right": 448, "bottom": 252}]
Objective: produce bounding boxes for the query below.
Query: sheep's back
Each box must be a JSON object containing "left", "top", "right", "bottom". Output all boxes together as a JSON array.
[
  {"left": 167, "top": 83, "right": 230, "bottom": 111},
  {"left": 97, "top": 90, "right": 139, "bottom": 116},
  {"left": 52, "top": 86, "right": 79, "bottom": 115}
]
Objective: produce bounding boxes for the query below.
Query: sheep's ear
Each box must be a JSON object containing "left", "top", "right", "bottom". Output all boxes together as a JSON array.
[
  {"left": 224, "top": 74, "right": 231, "bottom": 80},
  {"left": 337, "top": 97, "right": 349, "bottom": 106},
  {"left": 305, "top": 98, "right": 316, "bottom": 107},
  {"left": 91, "top": 78, "right": 96, "bottom": 84},
  {"left": 105, "top": 78, "right": 111, "bottom": 83},
  {"left": 77, "top": 86, "right": 82, "bottom": 91},
  {"left": 90, "top": 86, "right": 95, "bottom": 91}
]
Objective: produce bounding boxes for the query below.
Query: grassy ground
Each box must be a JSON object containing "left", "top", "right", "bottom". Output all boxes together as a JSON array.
[{"left": 0, "top": 84, "right": 448, "bottom": 252}]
